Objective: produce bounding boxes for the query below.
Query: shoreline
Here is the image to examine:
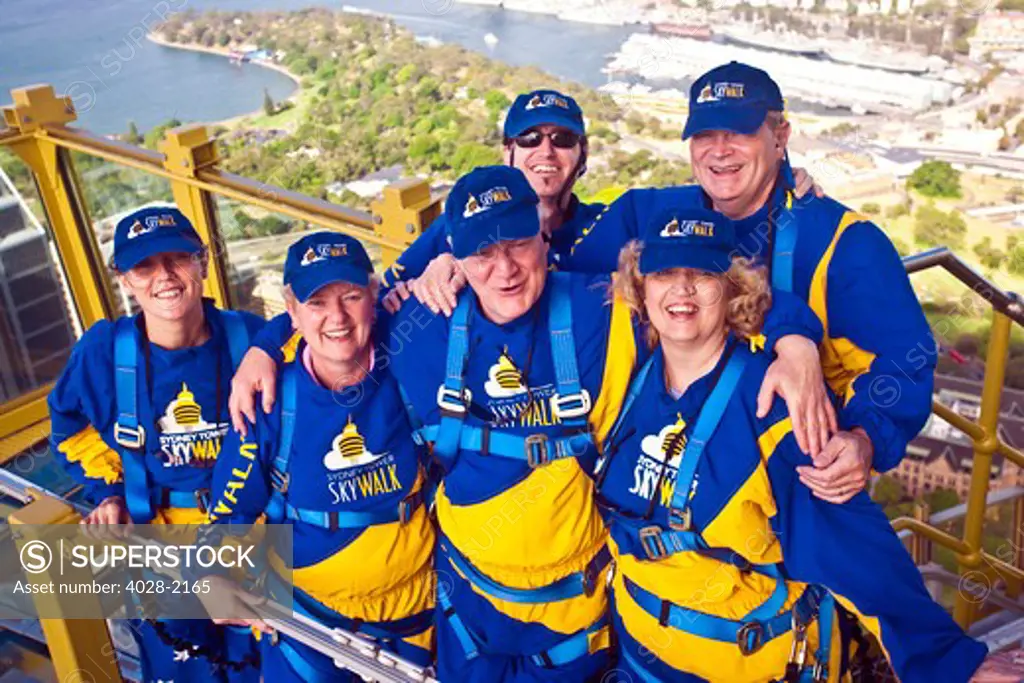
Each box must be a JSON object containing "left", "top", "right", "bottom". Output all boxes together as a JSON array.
[{"left": 145, "top": 32, "right": 302, "bottom": 127}]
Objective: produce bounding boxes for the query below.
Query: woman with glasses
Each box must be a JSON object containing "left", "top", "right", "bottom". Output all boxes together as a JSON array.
[
  {"left": 596, "top": 205, "right": 989, "bottom": 682},
  {"left": 48, "top": 206, "right": 264, "bottom": 683}
]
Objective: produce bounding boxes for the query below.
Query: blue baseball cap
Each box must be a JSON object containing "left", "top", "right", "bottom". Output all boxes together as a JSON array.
[
  {"left": 639, "top": 207, "right": 737, "bottom": 275},
  {"left": 112, "top": 206, "right": 204, "bottom": 272},
  {"left": 445, "top": 166, "right": 540, "bottom": 259},
  {"left": 682, "top": 61, "right": 784, "bottom": 141},
  {"left": 504, "top": 89, "right": 585, "bottom": 138},
  {"left": 283, "top": 232, "right": 374, "bottom": 302}
]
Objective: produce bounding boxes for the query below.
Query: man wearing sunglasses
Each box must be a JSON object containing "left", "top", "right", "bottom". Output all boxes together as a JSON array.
[{"left": 381, "top": 89, "right": 600, "bottom": 316}]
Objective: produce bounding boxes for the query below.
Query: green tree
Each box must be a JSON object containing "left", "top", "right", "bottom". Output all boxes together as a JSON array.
[
  {"left": 408, "top": 134, "right": 440, "bottom": 162},
  {"left": 860, "top": 202, "right": 881, "bottom": 215},
  {"left": 263, "top": 88, "right": 275, "bottom": 117},
  {"left": 885, "top": 203, "right": 910, "bottom": 219},
  {"left": 913, "top": 203, "right": 967, "bottom": 250},
  {"left": 925, "top": 487, "right": 960, "bottom": 513},
  {"left": 450, "top": 142, "right": 501, "bottom": 175},
  {"left": 872, "top": 474, "right": 905, "bottom": 507},
  {"left": 483, "top": 90, "right": 511, "bottom": 115},
  {"left": 1008, "top": 185, "right": 1024, "bottom": 203},
  {"left": 973, "top": 236, "right": 1005, "bottom": 270},
  {"left": 907, "top": 160, "right": 962, "bottom": 198}
]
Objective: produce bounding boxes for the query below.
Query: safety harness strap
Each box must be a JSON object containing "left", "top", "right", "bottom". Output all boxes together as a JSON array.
[
  {"left": 667, "top": 351, "right": 748, "bottom": 531},
  {"left": 440, "top": 536, "right": 611, "bottom": 605},
  {"left": 438, "top": 588, "right": 606, "bottom": 668},
  {"left": 622, "top": 574, "right": 800, "bottom": 656},
  {"left": 266, "top": 365, "right": 297, "bottom": 524},
  {"left": 114, "top": 317, "right": 153, "bottom": 522}
]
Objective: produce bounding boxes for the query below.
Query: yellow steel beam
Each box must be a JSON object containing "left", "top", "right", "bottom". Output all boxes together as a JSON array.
[
  {"left": 0, "top": 385, "right": 49, "bottom": 436},
  {"left": 7, "top": 135, "right": 115, "bottom": 324},
  {"left": 954, "top": 310, "right": 1012, "bottom": 627},
  {"left": 370, "top": 178, "right": 442, "bottom": 268},
  {"left": 9, "top": 495, "right": 123, "bottom": 683},
  {"left": 1, "top": 85, "right": 75, "bottom": 133},
  {"left": 159, "top": 125, "right": 231, "bottom": 307}
]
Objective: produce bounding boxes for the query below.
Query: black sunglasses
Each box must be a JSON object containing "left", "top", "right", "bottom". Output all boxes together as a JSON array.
[{"left": 512, "top": 129, "right": 581, "bottom": 149}]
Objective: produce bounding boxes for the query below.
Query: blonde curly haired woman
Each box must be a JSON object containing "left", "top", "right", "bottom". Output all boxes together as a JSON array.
[{"left": 594, "top": 206, "right": 988, "bottom": 682}]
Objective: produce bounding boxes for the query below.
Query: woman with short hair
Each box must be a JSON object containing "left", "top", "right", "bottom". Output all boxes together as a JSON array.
[{"left": 206, "top": 231, "right": 435, "bottom": 682}]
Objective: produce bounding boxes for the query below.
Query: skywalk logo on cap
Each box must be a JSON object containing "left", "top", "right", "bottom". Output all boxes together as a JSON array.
[
  {"left": 696, "top": 82, "right": 746, "bottom": 104},
  {"left": 659, "top": 217, "right": 716, "bottom": 238},
  {"left": 127, "top": 213, "right": 178, "bottom": 239},
  {"left": 126, "top": 220, "right": 154, "bottom": 240},
  {"left": 525, "top": 93, "right": 570, "bottom": 110},
  {"left": 463, "top": 187, "right": 512, "bottom": 218},
  {"left": 300, "top": 243, "right": 349, "bottom": 266}
]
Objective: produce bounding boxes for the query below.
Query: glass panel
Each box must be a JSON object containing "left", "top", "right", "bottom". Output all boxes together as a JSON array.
[
  {"left": 211, "top": 194, "right": 383, "bottom": 319},
  {"left": 68, "top": 151, "right": 175, "bottom": 317},
  {"left": 0, "top": 149, "right": 79, "bottom": 405}
]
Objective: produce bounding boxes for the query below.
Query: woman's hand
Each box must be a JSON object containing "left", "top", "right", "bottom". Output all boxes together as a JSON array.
[
  {"left": 410, "top": 253, "right": 466, "bottom": 317},
  {"left": 792, "top": 166, "right": 825, "bottom": 199},
  {"left": 198, "top": 575, "right": 274, "bottom": 636},
  {"left": 797, "top": 428, "right": 873, "bottom": 503},
  {"left": 229, "top": 347, "right": 278, "bottom": 437},
  {"left": 757, "top": 335, "right": 837, "bottom": 457}
]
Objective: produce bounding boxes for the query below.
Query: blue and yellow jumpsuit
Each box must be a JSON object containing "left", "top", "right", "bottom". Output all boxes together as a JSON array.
[
  {"left": 380, "top": 195, "right": 605, "bottom": 289},
  {"left": 207, "top": 336, "right": 435, "bottom": 682},
  {"left": 568, "top": 181, "right": 935, "bottom": 471},
  {"left": 48, "top": 299, "right": 265, "bottom": 683},
  {"left": 594, "top": 339, "right": 987, "bottom": 682}
]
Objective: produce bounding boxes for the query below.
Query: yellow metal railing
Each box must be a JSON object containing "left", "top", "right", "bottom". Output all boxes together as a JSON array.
[
  {"left": 0, "top": 84, "right": 441, "bottom": 453},
  {"left": 901, "top": 247, "right": 1024, "bottom": 627}
]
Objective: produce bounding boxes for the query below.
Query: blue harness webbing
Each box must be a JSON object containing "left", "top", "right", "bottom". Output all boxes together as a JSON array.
[
  {"left": 429, "top": 272, "right": 592, "bottom": 469},
  {"left": 113, "top": 309, "right": 248, "bottom": 522},
  {"left": 437, "top": 582, "right": 607, "bottom": 669},
  {"left": 264, "top": 364, "right": 423, "bottom": 528},
  {"left": 439, "top": 535, "right": 611, "bottom": 605},
  {"left": 772, "top": 191, "right": 798, "bottom": 293}
]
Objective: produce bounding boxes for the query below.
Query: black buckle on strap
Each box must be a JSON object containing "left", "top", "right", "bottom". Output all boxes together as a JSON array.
[{"left": 737, "top": 621, "right": 765, "bottom": 655}]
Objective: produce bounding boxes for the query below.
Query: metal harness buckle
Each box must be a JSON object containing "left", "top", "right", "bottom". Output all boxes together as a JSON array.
[
  {"left": 114, "top": 423, "right": 146, "bottom": 449},
  {"left": 638, "top": 526, "right": 668, "bottom": 560},
  {"left": 737, "top": 621, "right": 765, "bottom": 656},
  {"left": 270, "top": 469, "right": 290, "bottom": 495},
  {"left": 551, "top": 390, "right": 592, "bottom": 421},
  {"left": 437, "top": 385, "right": 469, "bottom": 415},
  {"left": 525, "top": 434, "right": 549, "bottom": 468},
  {"left": 667, "top": 506, "right": 692, "bottom": 532},
  {"left": 194, "top": 489, "right": 210, "bottom": 514},
  {"left": 398, "top": 494, "right": 417, "bottom": 524},
  {"left": 811, "top": 661, "right": 828, "bottom": 683}
]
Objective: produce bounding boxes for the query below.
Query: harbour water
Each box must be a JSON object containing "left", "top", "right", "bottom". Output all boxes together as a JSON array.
[{"left": 1, "top": 0, "right": 638, "bottom": 135}]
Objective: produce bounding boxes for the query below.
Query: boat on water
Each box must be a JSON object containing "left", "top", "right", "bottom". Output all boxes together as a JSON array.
[
  {"left": 651, "top": 23, "right": 712, "bottom": 41},
  {"left": 484, "top": 32, "right": 499, "bottom": 47},
  {"left": 719, "top": 29, "right": 824, "bottom": 58}
]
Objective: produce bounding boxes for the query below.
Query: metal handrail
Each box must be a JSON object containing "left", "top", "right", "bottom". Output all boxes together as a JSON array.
[
  {"left": 0, "top": 469, "right": 438, "bottom": 683},
  {"left": 903, "top": 247, "right": 1024, "bottom": 326},
  {"left": 902, "top": 246, "right": 1024, "bottom": 626},
  {"left": 37, "top": 124, "right": 395, "bottom": 249}
]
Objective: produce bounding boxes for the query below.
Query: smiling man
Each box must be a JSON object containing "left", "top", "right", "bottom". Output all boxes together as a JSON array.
[
  {"left": 568, "top": 61, "right": 937, "bottom": 506},
  {"left": 381, "top": 88, "right": 601, "bottom": 314}
]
